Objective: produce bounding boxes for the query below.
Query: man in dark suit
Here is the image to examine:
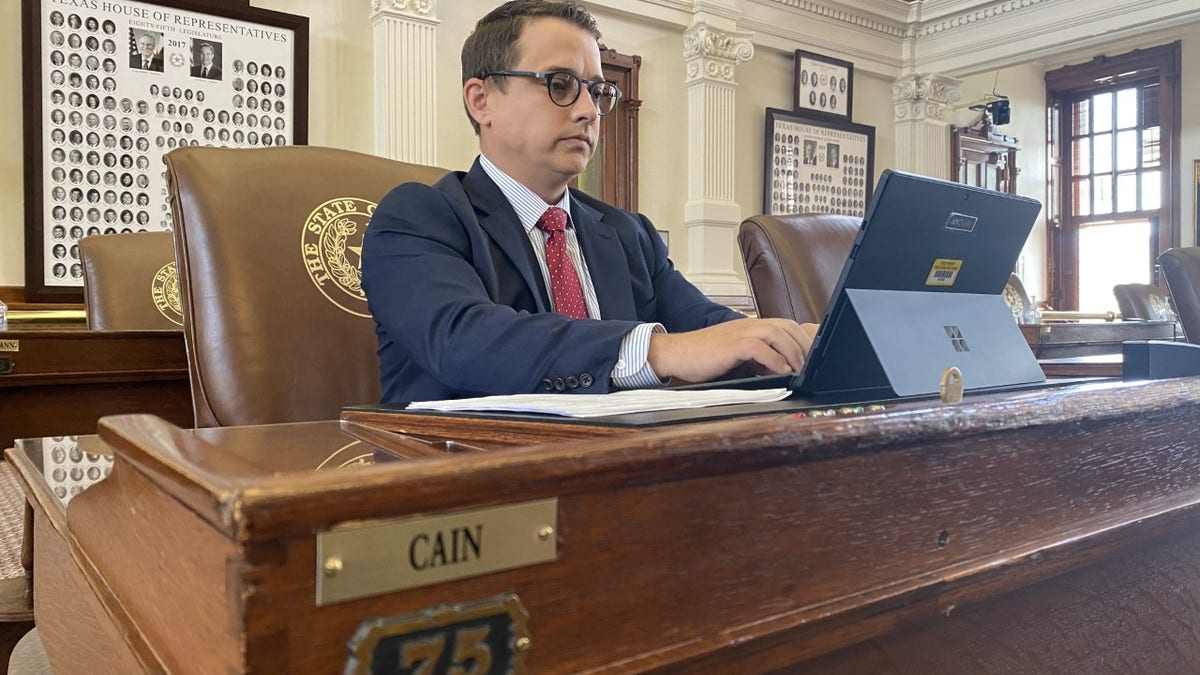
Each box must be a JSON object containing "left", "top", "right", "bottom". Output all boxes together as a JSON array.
[
  {"left": 363, "top": 0, "right": 812, "bottom": 403},
  {"left": 130, "top": 33, "right": 163, "bottom": 72},
  {"left": 191, "top": 42, "right": 222, "bottom": 80}
]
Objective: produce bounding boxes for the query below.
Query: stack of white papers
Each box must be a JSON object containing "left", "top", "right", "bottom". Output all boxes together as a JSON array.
[{"left": 407, "top": 388, "right": 791, "bottom": 418}]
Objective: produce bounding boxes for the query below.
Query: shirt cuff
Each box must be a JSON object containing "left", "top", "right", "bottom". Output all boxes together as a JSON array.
[{"left": 611, "top": 323, "right": 667, "bottom": 390}]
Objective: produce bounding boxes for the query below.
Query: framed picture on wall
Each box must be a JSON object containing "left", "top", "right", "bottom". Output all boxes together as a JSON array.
[
  {"left": 763, "top": 108, "right": 875, "bottom": 218},
  {"left": 21, "top": 0, "right": 309, "bottom": 301},
  {"left": 793, "top": 50, "right": 853, "bottom": 122}
]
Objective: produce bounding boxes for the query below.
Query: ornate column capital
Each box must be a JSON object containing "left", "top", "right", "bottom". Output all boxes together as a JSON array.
[
  {"left": 892, "top": 73, "right": 962, "bottom": 124},
  {"left": 370, "top": 0, "right": 438, "bottom": 22},
  {"left": 683, "top": 23, "right": 754, "bottom": 84}
]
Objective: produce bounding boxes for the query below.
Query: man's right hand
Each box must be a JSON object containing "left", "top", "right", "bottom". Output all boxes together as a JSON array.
[{"left": 647, "top": 318, "right": 818, "bottom": 384}]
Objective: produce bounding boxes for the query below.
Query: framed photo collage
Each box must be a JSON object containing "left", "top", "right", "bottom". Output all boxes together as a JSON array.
[
  {"left": 763, "top": 50, "right": 875, "bottom": 218},
  {"left": 22, "top": 0, "right": 309, "bottom": 300}
]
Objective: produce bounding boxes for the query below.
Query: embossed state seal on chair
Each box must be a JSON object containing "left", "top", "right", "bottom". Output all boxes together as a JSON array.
[{"left": 165, "top": 146, "right": 447, "bottom": 427}]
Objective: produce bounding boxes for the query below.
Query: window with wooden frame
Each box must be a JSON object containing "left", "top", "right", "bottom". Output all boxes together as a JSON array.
[{"left": 1045, "top": 42, "right": 1180, "bottom": 311}]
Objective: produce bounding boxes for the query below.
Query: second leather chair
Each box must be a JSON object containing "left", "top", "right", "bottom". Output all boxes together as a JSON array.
[
  {"left": 1113, "top": 282, "right": 1174, "bottom": 321},
  {"left": 738, "top": 214, "right": 860, "bottom": 324},
  {"left": 1158, "top": 248, "right": 1200, "bottom": 342},
  {"left": 79, "top": 231, "right": 182, "bottom": 331}
]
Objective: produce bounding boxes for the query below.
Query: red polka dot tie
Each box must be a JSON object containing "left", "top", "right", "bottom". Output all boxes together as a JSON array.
[{"left": 536, "top": 206, "right": 588, "bottom": 319}]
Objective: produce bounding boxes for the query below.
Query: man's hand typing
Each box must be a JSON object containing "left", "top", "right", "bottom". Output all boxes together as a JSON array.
[{"left": 647, "top": 318, "right": 818, "bottom": 384}]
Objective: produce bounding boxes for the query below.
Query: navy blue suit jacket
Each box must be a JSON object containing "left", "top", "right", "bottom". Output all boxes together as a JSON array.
[{"left": 362, "top": 159, "right": 743, "bottom": 403}]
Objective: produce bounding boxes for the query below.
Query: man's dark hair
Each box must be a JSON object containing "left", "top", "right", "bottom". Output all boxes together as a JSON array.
[{"left": 461, "top": 1, "right": 601, "bottom": 134}]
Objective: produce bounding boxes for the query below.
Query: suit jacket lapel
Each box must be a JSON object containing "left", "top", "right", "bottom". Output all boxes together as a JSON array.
[
  {"left": 571, "top": 194, "right": 636, "bottom": 320},
  {"left": 460, "top": 161, "right": 550, "bottom": 312}
]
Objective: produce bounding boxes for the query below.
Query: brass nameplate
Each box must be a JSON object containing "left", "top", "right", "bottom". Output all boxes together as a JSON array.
[
  {"left": 316, "top": 498, "right": 558, "bottom": 605},
  {"left": 345, "top": 593, "right": 531, "bottom": 675},
  {"left": 0, "top": 340, "right": 18, "bottom": 352}
]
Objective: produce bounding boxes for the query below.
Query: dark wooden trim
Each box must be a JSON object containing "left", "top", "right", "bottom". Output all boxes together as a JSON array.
[
  {"left": 0, "top": 285, "right": 87, "bottom": 310},
  {"left": 0, "top": 288, "right": 22, "bottom": 306},
  {"left": 592, "top": 46, "right": 640, "bottom": 212}
]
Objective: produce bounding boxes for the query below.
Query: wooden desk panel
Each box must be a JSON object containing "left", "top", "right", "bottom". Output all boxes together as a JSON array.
[
  {"left": 0, "top": 330, "right": 192, "bottom": 448},
  {"left": 13, "top": 378, "right": 1200, "bottom": 672},
  {"left": 1021, "top": 319, "right": 1178, "bottom": 358}
]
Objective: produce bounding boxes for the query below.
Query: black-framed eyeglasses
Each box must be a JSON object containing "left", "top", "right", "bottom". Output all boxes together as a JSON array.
[{"left": 483, "top": 70, "right": 622, "bottom": 116}]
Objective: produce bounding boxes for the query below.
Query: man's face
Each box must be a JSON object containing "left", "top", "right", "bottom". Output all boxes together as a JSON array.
[
  {"left": 200, "top": 46, "right": 214, "bottom": 66},
  {"left": 137, "top": 35, "right": 155, "bottom": 57},
  {"left": 471, "top": 17, "right": 602, "bottom": 199}
]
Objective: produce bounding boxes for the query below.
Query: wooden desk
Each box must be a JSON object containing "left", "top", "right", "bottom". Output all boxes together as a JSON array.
[
  {"left": 0, "top": 329, "right": 193, "bottom": 449},
  {"left": 1037, "top": 354, "right": 1123, "bottom": 378},
  {"left": 1021, "top": 319, "right": 1179, "bottom": 358},
  {"left": 12, "top": 378, "right": 1200, "bottom": 672}
]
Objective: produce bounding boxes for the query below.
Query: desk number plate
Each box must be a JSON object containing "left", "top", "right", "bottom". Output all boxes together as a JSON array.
[{"left": 345, "top": 593, "right": 531, "bottom": 675}]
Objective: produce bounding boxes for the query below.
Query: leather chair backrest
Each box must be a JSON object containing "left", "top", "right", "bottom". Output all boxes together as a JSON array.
[
  {"left": 738, "top": 214, "right": 860, "bottom": 324},
  {"left": 1158, "top": 248, "right": 1200, "bottom": 341},
  {"left": 1113, "top": 282, "right": 1174, "bottom": 321},
  {"left": 79, "top": 231, "right": 182, "bottom": 331},
  {"left": 165, "top": 146, "right": 447, "bottom": 427}
]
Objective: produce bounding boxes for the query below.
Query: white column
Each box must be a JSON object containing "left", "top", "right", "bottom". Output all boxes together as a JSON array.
[
  {"left": 682, "top": 21, "right": 754, "bottom": 296},
  {"left": 892, "top": 73, "right": 961, "bottom": 180},
  {"left": 370, "top": 0, "right": 439, "bottom": 165}
]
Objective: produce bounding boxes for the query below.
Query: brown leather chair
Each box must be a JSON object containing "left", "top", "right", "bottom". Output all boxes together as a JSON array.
[
  {"left": 79, "top": 232, "right": 182, "bottom": 331},
  {"left": 1158, "top": 248, "right": 1200, "bottom": 341},
  {"left": 165, "top": 146, "right": 447, "bottom": 427},
  {"left": 738, "top": 214, "right": 860, "bottom": 323},
  {"left": 1113, "top": 282, "right": 1174, "bottom": 321}
]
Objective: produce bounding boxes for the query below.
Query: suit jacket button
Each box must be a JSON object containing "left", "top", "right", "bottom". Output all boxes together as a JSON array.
[
  {"left": 553, "top": 378, "right": 566, "bottom": 391},
  {"left": 542, "top": 379, "right": 554, "bottom": 391},
  {"left": 580, "top": 373, "right": 594, "bottom": 387},
  {"left": 566, "top": 376, "right": 579, "bottom": 388}
]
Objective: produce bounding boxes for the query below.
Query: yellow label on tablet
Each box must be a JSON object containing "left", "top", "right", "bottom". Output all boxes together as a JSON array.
[{"left": 926, "top": 258, "right": 962, "bottom": 286}]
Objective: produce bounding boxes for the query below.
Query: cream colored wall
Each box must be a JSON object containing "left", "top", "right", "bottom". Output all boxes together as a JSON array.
[
  {"left": 584, "top": 5, "right": 692, "bottom": 267},
  {"left": 2, "top": 2, "right": 1195, "bottom": 293},
  {"left": 1179, "top": 25, "right": 1200, "bottom": 249},
  {"left": 733, "top": 46, "right": 794, "bottom": 277},
  {"left": 958, "top": 63, "right": 1048, "bottom": 301},
  {"left": 431, "top": 3, "right": 482, "bottom": 173},
  {"left": 419, "top": 2, "right": 905, "bottom": 276},
  {"left": 253, "top": 0, "right": 375, "bottom": 155},
  {"left": 0, "top": 0, "right": 903, "bottom": 287},
  {"left": 0, "top": 0, "right": 24, "bottom": 287}
]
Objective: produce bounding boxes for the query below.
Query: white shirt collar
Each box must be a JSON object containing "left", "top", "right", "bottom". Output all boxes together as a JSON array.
[{"left": 478, "top": 154, "right": 572, "bottom": 234}]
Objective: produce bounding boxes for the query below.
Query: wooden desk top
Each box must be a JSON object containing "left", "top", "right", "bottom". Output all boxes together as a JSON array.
[{"left": 15, "top": 377, "right": 1200, "bottom": 673}]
